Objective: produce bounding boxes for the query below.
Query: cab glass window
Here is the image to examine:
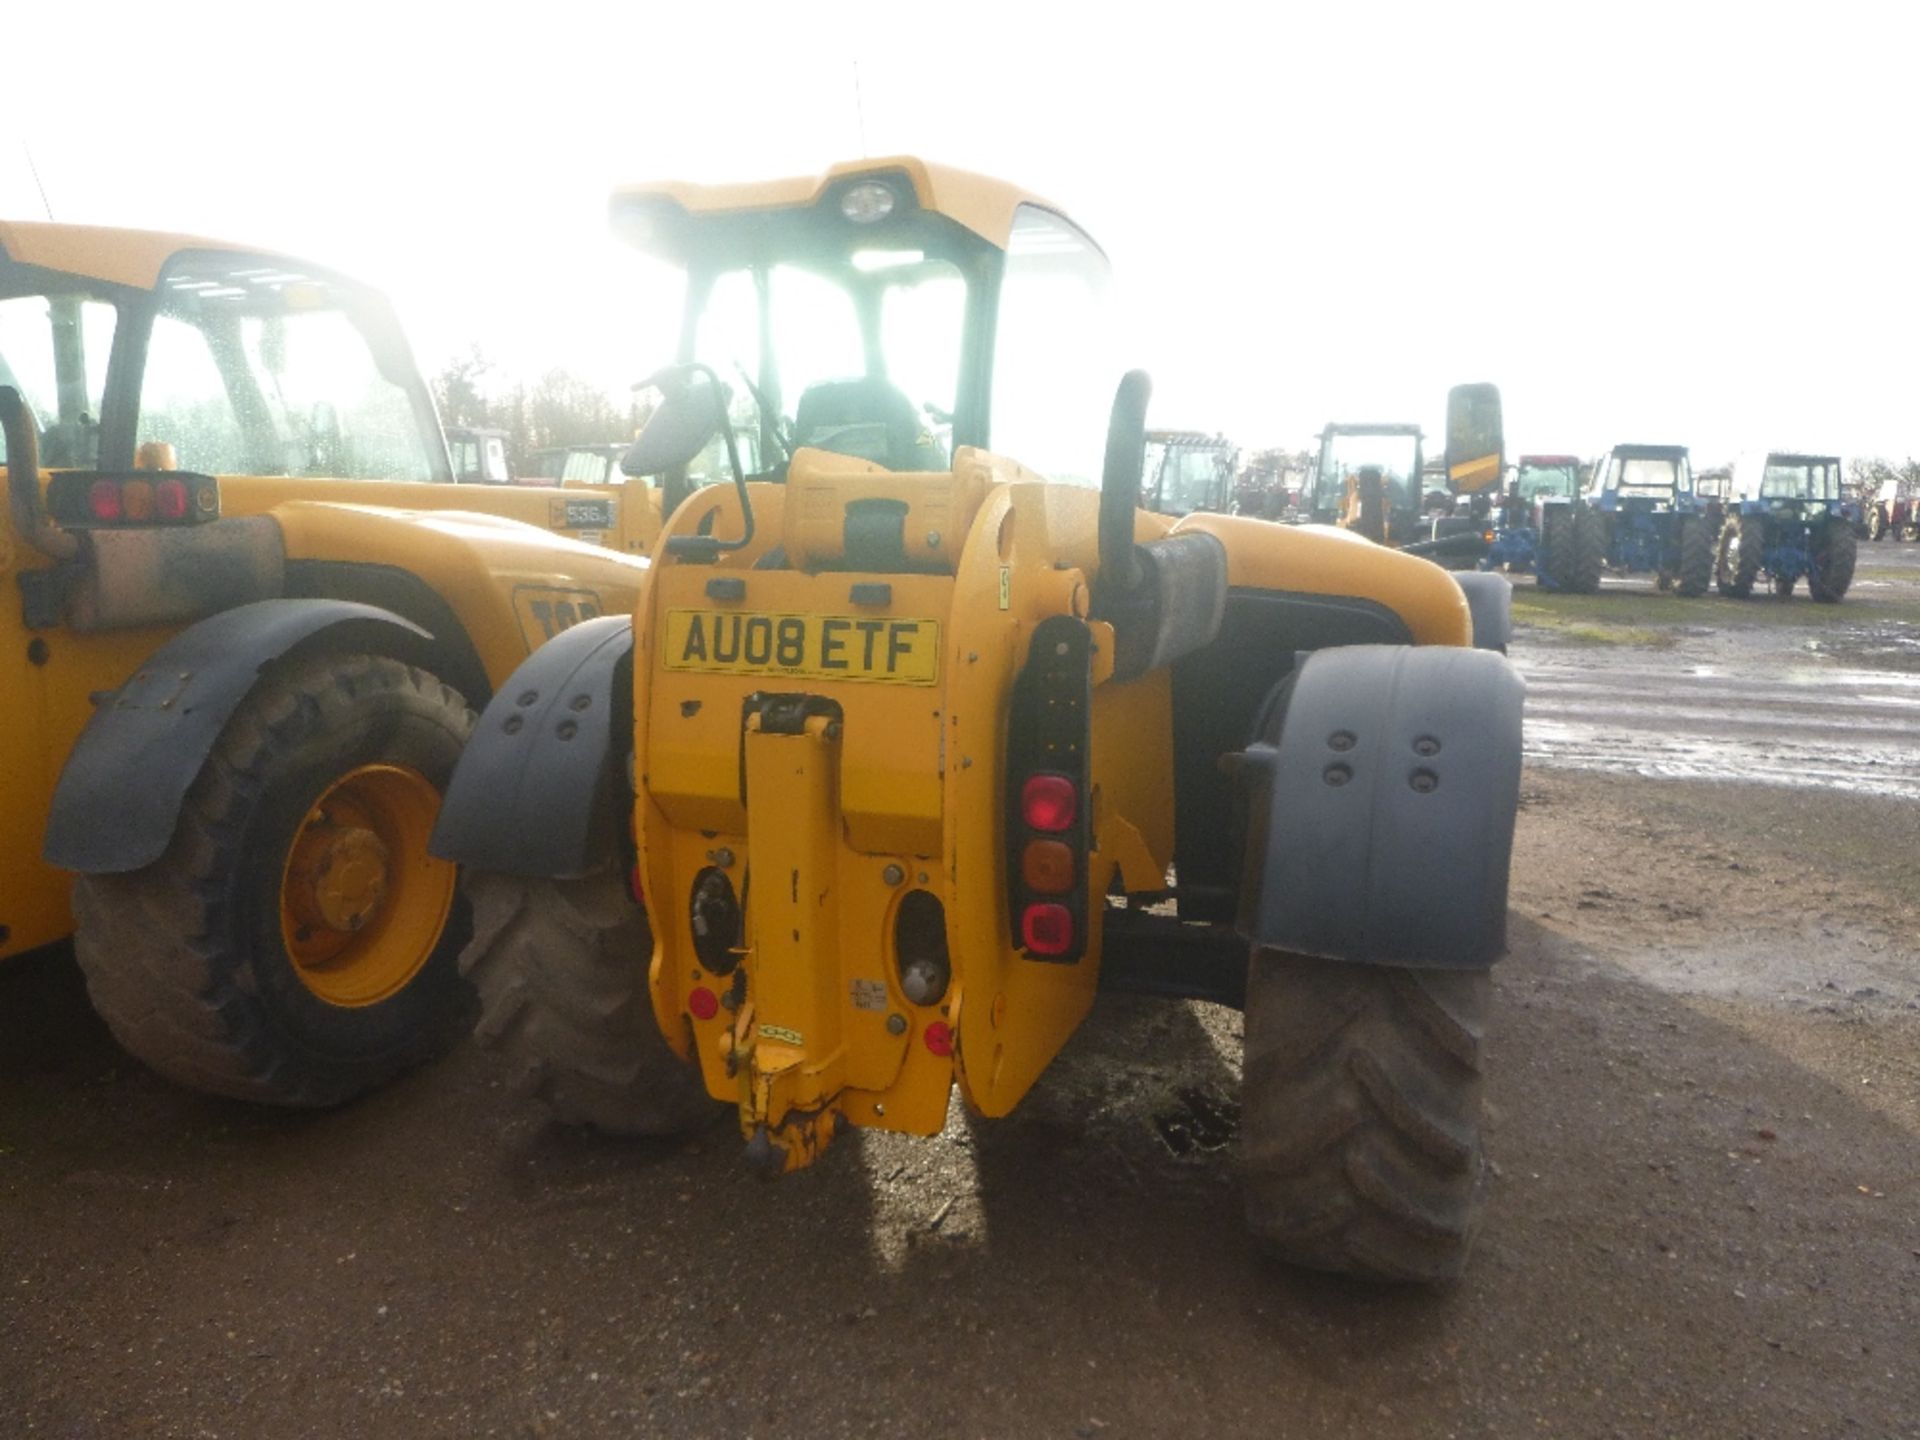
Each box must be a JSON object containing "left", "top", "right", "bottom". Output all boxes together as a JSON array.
[
  {"left": 991, "top": 206, "right": 1115, "bottom": 487},
  {"left": 1612, "top": 457, "right": 1686, "bottom": 497},
  {"left": 0, "top": 294, "right": 117, "bottom": 467},
  {"left": 1760, "top": 459, "right": 1838, "bottom": 500},
  {"left": 688, "top": 252, "right": 962, "bottom": 475},
  {"left": 136, "top": 259, "right": 433, "bottom": 480},
  {"left": 1515, "top": 462, "right": 1579, "bottom": 502},
  {"left": 1316, "top": 432, "right": 1420, "bottom": 512}
]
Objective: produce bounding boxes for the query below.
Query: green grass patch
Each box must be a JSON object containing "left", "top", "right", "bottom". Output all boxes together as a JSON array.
[
  {"left": 1510, "top": 584, "right": 1920, "bottom": 631},
  {"left": 1508, "top": 600, "right": 1676, "bottom": 647}
]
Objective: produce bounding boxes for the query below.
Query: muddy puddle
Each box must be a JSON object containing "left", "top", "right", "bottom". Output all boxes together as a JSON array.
[{"left": 1515, "top": 637, "right": 1920, "bottom": 798}]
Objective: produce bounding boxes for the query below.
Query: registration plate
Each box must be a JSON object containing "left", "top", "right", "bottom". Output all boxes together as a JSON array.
[{"left": 663, "top": 608, "right": 939, "bottom": 685}]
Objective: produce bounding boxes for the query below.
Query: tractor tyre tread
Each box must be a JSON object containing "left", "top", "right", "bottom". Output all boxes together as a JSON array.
[
  {"left": 1717, "top": 515, "right": 1762, "bottom": 598},
  {"left": 1676, "top": 515, "right": 1714, "bottom": 597},
  {"left": 72, "top": 653, "right": 477, "bottom": 1107},
  {"left": 1809, "top": 522, "right": 1857, "bottom": 603},
  {"left": 461, "top": 869, "right": 721, "bottom": 1136},
  {"left": 1240, "top": 951, "right": 1488, "bottom": 1284},
  {"left": 1564, "top": 507, "right": 1605, "bottom": 594}
]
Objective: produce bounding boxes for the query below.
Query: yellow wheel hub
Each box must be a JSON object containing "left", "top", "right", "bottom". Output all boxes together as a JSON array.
[{"left": 280, "top": 763, "right": 454, "bottom": 1008}]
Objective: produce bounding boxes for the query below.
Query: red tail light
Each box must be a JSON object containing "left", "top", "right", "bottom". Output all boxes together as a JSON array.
[
  {"left": 1021, "top": 774, "right": 1077, "bottom": 832},
  {"left": 1006, "top": 617, "right": 1092, "bottom": 963},
  {"left": 1021, "top": 903, "right": 1074, "bottom": 956},
  {"left": 922, "top": 1020, "right": 953, "bottom": 1057},
  {"left": 155, "top": 478, "right": 190, "bottom": 520},
  {"left": 46, "top": 471, "right": 222, "bottom": 529},
  {"left": 687, "top": 986, "right": 719, "bottom": 1021}
]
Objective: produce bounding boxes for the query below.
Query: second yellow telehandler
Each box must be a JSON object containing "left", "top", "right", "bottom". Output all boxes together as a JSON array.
[{"left": 0, "top": 220, "right": 664, "bottom": 1106}]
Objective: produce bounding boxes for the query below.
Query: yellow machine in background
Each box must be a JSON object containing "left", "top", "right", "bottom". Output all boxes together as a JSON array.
[
  {"left": 434, "top": 159, "right": 1525, "bottom": 1282},
  {"left": 0, "top": 220, "right": 656, "bottom": 1107}
]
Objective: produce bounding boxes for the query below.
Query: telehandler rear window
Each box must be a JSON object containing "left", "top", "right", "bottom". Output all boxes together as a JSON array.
[{"left": 136, "top": 264, "right": 432, "bottom": 482}]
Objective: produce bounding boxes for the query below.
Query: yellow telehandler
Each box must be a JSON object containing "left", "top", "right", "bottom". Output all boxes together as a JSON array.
[
  {"left": 0, "top": 219, "right": 664, "bottom": 1106},
  {"left": 433, "top": 160, "right": 1523, "bottom": 1281}
]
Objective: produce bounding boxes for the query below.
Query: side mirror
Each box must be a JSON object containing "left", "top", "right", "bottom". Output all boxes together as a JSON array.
[
  {"left": 1096, "top": 370, "right": 1153, "bottom": 601},
  {"left": 622, "top": 369, "right": 726, "bottom": 478},
  {"left": 1445, "top": 382, "right": 1503, "bottom": 496},
  {"left": 628, "top": 363, "right": 755, "bottom": 560}
]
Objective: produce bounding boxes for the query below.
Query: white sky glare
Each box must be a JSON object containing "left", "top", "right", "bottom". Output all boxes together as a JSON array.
[{"left": 6, "top": 0, "right": 1917, "bottom": 463}]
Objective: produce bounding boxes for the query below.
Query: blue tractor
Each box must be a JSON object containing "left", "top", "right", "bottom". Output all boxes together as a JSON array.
[
  {"left": 1533, "top": 443, "right": 1713, "bottom": 596},
  {"left": 1713, "top": 452, "right": 1856, "bottom": 602},
  {"left": 1481, "top": 453, "right": 1582, "bottom": 575}
]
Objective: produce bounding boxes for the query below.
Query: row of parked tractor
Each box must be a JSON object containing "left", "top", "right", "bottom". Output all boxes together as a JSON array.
[
  {"left": 1146, "top": 422, "right": 1864, "bottom": 602},
  {"left": 1477, "top": 448, "right": 1857, "bottom": 600}
]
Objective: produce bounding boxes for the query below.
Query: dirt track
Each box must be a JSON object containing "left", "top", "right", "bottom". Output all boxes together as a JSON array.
[{"left": 3, "top": 563, "right": 1919, "bottom": 1439}]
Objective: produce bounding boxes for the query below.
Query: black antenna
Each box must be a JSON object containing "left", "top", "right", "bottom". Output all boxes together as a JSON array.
[
  {"left": 23, "top": 143, "right": 54, "bottom": 222},
  {"left": 853, "top": 61, "right": 868, "bottom": 156}
]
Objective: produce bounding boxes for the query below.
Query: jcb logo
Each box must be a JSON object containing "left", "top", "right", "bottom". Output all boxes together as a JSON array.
[{"left": 513, "top": 587, "right": 603, "bottom": 647}]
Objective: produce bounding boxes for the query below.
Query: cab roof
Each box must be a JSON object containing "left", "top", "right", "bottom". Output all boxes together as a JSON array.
[
  {"left": 609, "top": 155, "right": 1065, "bottom": 254},
  {"left": 1518, "top": 454, "right": 1581, "bottom": 466},
  {"left": 1607, "top": 443, "right": 1689, "bottom": 460},
  {"left": 0, "top": 219, "right": 296, "bottom": 292}
]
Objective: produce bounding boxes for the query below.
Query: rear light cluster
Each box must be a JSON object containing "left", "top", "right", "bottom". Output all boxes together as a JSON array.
[
  {"left": 1005, "top": 616, "right": 1092, "bottom": 963},
  {"left": 47, "top": 471, "right": 220, "bottom": 529}
]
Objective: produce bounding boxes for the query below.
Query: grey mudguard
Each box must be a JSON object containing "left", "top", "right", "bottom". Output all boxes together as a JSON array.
[
  {"left": 44, "top": 600, "right": 434, "bottom": 874},
  {"left": 431, "top": 614, "right": 633, "bottom": 879},
  {"left": 1452, "top": 570, "right": 1513, "bottom": 653},
  {"left": 1236, "top": 644, "right": 1524, "bottom": 968}
]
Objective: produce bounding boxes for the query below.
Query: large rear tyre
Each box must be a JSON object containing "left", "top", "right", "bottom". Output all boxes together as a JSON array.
[
  {"left": 1240, "top": 950, "right": 1489, "bottom": 1283},
  {"left": 1675, "top": 515, "right": 1714, "bottom": 597},
  {"left": 461, "top": 868, "right": 721, "bottom": 1135},
  {"left": 1561, "top": 507, "right": 1605, "bottom": 594},
  {"left": 1531, "top": 512, "right": 1561, "bottom": 590},
  {"left": 72, "top": 653, "right": 477, "bottom": 1107},
  {"left": 1809, "top": 523, "right": 1857, "bottom": 603},
  {"left": 1716, "top": 514, "right": 1762, "bottom": 598}
]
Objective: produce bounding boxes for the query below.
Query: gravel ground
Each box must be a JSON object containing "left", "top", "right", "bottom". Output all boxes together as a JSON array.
[{"left": 3, "top": 576, "right": 1918, "bottom": 1438}]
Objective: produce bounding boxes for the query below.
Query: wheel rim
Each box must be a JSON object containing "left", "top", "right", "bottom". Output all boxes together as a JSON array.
[{"left": 279, "top": 763, "right": 455, "bottom": 1008}]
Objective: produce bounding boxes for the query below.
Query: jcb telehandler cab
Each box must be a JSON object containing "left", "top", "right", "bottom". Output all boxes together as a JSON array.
[
  {"left": 1142, "top": 429, "right": 1236, "bottom": 517},
  {"left": 434, "top": 159, "right": 1526, "bottom": 1282},
  {"left": 0, "top": 220, "right": 659, "bottom": 1107},
  {"left": 1309, "top": 409, "right": 1504, "bottom": 569}
]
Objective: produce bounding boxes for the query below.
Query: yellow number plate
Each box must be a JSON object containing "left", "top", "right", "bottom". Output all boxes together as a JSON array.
[{"left": 663, "top": 609, "right": 940, "bottom": 685}]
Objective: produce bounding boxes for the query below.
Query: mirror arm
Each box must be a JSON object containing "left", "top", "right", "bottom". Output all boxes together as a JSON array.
[{"left": 662, "top": 361, "right": 754, "bottom": 560}]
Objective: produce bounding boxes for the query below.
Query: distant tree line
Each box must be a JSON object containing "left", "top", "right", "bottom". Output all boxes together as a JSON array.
[
  {"left": 431, "top": 346, "right": 648, "bottom": 475},
  {"left": 1847, "top": 456, "right": 1920, "bottom": 499}
]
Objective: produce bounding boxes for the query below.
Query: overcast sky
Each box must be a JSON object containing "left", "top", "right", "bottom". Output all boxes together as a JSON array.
[{"left": 7, "top": 1, "right": 1917, "bottom": 463}]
